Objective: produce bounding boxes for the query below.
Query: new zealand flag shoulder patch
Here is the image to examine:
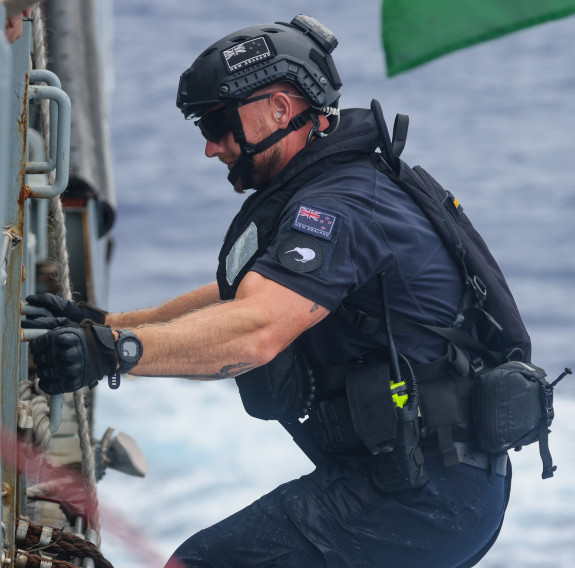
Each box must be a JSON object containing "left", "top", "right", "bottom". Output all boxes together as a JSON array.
[{"left": 291, "top": 203, "right": 339, "bottom": 241}]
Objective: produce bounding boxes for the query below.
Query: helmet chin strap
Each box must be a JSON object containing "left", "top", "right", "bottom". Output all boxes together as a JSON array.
[{"left": 227, "top": 106, "right": 313, "bottom": 190}]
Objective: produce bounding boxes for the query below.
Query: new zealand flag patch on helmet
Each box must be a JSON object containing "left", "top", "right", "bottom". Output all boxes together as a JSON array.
[
  {"left": 291, "top": 203, "right": 339, "bottom": 241},
  {"left": 222, "top": 37, "right": 273, "bottom": 72}
]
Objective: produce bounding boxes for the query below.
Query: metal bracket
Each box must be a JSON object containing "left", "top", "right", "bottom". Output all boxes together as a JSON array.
[
  {"left": 26, "top": 70, "right": 71, "bottom": 199},
  {"left": 27, "top": 70, "right": 61, "bottom": 175},
  {"left": 1, "top": 228, "right": 22, "bottom": 289}
]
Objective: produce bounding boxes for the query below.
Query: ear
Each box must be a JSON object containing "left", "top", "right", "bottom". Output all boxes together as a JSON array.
[{"left": 270, "top": 92, "right": 292, "bottom": 127}]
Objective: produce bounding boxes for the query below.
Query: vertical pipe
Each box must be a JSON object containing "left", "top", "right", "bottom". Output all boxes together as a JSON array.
[
  {"left": 0, "top": 15, "right": 32, "bottom": 561},
  {"left": 0, "top": 1, "right": 11, "bottom": 557}
]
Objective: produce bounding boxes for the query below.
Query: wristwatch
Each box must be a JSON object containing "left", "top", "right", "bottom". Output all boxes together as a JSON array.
[{"left": 110, "top": 330, "right": 143, "bottom": 389}]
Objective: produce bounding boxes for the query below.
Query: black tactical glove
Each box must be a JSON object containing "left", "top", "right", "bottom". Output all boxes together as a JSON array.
[
  {"left": 26, "top": 317, "right": 116, "bottom": 395},
  {"left": 26, "top": 293, "right": 108, "bottom": 325}
]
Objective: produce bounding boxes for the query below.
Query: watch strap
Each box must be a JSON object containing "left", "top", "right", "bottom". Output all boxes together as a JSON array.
[{"left": 113, "top": 330, "right": 143, "bottom": 389}]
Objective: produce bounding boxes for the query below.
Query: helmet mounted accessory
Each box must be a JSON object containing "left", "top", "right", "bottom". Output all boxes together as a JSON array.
[{"left": 176, "top": 14, "right": 343, "bottom": 189}]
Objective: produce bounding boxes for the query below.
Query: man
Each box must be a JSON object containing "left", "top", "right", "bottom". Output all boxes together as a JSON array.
[{"left": 27, "top": 15, "right": 516, "bottom": 568}]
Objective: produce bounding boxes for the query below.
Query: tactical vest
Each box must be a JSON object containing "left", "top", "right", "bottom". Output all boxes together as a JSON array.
[
  {"left": 216, "top": 108, "right": 381, "bottom": 299},
  {"left": 216, "top": 105, "right": 552, "bottom": 477}
]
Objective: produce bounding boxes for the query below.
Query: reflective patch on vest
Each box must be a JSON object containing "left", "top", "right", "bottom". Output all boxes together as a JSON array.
[
  {"left": 226, "top": 222, "right": 258, "bottom": 285},
  {"left": 278, "top": 235, "right": 324, "bottom": 273},
  {"left": 291, "top": 203, "right": 339, "bottom": 240},
  {"left": 222, "top": 37, "right": 273, "bottom": 73}
]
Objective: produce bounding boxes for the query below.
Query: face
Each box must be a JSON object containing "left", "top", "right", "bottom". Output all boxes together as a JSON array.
[{"left": 198, "top": 96, "right": 287, "bottom": 193}]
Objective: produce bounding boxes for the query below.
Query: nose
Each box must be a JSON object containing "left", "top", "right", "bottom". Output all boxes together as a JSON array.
[{"left": 205, "top": 139, "right": 224, "bottom": 158}]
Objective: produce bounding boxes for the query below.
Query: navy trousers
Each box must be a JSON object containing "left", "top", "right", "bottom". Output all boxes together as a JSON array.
[{"left": 166, "top": 449, "right": 510, "bottom": 568}]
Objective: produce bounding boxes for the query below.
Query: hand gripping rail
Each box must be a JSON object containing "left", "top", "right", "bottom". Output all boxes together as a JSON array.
[
  {"left": 21, "top": 303, "right": 62, "bottom": 434},
  {"left": 18, "top": 69, "right": 72, "bottom": 433}
]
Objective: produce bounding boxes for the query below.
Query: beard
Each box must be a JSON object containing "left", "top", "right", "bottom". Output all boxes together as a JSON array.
[
  {"left": 251, "top": 143, "right": 284, "bottom": 191},
  {"left": 232, "top": 116, "right": 285, "bottom": 193}
]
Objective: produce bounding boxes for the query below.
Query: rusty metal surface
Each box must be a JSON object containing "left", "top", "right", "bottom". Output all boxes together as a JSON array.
[
  {"left": 2, "top": 6, "right": 118, "bottom": 563},
  {"left": 0, "top": 17, "right": 32, "bottom": 559}
]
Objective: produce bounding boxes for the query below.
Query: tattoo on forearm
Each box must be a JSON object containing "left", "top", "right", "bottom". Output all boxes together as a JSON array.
[
  {"left": 310, "top": 302, "right": 319, "bottom": 313},
  {"left": 183, "top": 362, "right": 255, "bottom": 380},
  {"left": 218, "top": 362, "right": 255, "bottom": 377}
]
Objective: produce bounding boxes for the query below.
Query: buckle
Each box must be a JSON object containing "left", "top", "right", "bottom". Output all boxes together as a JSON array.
[
  {"left": 468, "top": 275, "right": 487, "bottom": 305},
  {"left": 470, "top": 358, "right": 485, "bottom": 374},
  {"left": 541, "top": 384, "right": 555, "bottom": 426},
  {"left": 352, "top": 310, "right": 380, "bottom": 335},
  {"left": 289, "top": 113, "right": 308, "bottom": 130}
]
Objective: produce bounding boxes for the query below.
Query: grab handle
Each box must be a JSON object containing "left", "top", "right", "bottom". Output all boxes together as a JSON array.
[{"left": 26, "top": 77, "right": 71, "bottom": 199}]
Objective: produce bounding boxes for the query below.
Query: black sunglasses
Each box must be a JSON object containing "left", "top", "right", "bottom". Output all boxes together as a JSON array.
[
  {"left": 194, "top": 93, "right": 285, "bottom": 143},
  {"left": 194, "top": 106, "right": 233, "bottom": 143}
]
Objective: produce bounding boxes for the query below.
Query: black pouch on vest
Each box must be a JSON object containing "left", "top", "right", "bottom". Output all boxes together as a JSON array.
[
  {"left": 346, "top": 361, "right": 398, "bottom": 454},
  {"left": 372, "top": 403, "right": 429, "bottom": 493},
  {"left": 235, "top": 344, "right": 309, "bottom": 421},
  {"left": 310, "top": 361, "right": 398, "bottom": 454},
  {"left": 472, "top": 360, "right": 556, "bottom": 478}
]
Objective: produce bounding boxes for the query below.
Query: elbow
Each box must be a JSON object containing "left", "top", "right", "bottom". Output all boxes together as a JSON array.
[{"left": 248, "top": 326, "right": 288, "bottom": 368}]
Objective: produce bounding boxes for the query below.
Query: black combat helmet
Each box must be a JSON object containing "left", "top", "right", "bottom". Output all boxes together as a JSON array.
[
  {"left": 177, "top": 14, "right": 342, "bottom": 119},
  {"left": 177, "top": 15, "right": 343, "bottom": 190}
]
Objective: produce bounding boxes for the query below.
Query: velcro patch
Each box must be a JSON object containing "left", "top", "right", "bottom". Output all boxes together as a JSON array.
[
  {"left": 222, "top": 37, "right": 273, "bottom": 72},
  {"left": 291, "top": 203, "right": 338, "bottom": 240},
  {"left": 278, "top": 235, "right": 324, "bottom": 273}
]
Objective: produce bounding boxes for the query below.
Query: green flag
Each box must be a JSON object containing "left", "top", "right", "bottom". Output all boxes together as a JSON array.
[{"left": 382, "top": 0, "right": 575, "bottom": 76}]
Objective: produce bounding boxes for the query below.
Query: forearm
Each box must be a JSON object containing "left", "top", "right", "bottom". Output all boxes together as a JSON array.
[
  {"left": 106, "top": 282, "right": 222, "bottom": 329},
  {"left": 129, "top": 300, "right": 266, "bottom": 379},
  {"left": 125, "top": 273, "right": 329, "bottom": 380}
]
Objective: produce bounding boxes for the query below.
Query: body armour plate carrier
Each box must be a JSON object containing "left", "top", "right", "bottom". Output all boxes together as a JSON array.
[{"left": 215, "top": 105, "right": 563, "bottom": 481}]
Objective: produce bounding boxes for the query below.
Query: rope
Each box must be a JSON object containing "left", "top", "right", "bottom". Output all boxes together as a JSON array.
[
  {"left": 30, "top": 5, "right": 100, "bottom": 534},
  {"left": 15, "top": 552, "right": 79, "bottom": 568},
  {"left": 15, "top": 518, "right": 114, "bottom": 568},
  {"left": 18, "top": 380, "right": 51, "bottom": 451}
]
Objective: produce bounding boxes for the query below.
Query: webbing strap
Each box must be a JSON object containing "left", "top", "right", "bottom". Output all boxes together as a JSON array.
[
  {"left": 410, "top": 342, "right": 469, "bottom": 381},
  {"left": 538, "top": 418, "right": 556, "bottom": 479},
  {"left": 249, "top": 110, "right": 313, "bottom": 155},
  {"left": 392, "top": 114, "right": 409, "bottom": 157},
  {"left": 227, "top": 109, "right": 313, "bottom": 187},
  {"left": 371, "top": 99, "right": 399, "bottom": 171},
  {"left": 538, "top": 381, "right": 557, "bottom": 479},
  {"left": 335, "top": 303, "right": 381, "bottom": 335},
  {"left": 392, "top": 318, "right": 504, "bottom": 367},
  {"left": 437, "top": 425, "right": 460, "bottom": 467}
]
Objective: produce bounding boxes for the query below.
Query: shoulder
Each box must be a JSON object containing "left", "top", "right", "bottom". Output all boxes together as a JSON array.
[
  {"left": 287, "top": 159, "right": 379, "bottom": 215},
  {"left": 284, "top": 158, "right": 426, "bottom": 235}
]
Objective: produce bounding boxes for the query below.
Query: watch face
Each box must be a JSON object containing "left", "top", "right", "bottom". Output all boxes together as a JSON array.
[
  {"left": 121, "top": 339, "right": 140, "bottom": 360},
  {"left": 119, "top": 336, "right": 143, "bottom": 363}
]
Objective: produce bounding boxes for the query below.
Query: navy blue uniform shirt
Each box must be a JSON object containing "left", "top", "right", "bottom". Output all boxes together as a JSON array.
[{"left": 251, "top": 159, "right": 464, "bottom": 367}]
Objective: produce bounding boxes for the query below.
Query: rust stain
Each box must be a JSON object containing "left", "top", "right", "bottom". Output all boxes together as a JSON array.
[
  {"left": 1, "top": 482, "right": 13, "bottom": 500},
  {"left": 18, "top": 183, "right": 32, "bottom": 206},
  {"left": 17, "top": 73, "right": 30, "bottom": 208}
]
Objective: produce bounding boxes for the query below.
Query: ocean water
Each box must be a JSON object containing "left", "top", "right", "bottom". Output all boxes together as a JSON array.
[{"left": 96, "top": 2, "right": 575, "bottom": 566}]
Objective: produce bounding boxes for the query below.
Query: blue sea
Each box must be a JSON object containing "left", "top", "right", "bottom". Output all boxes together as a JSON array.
[{"left": 95, "top": 2, "right": 575, "bottom": 566}]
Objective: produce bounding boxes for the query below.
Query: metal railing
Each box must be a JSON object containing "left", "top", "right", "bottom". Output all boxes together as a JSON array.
[
  {"left": 27, "top": 69, "right": 71, "bottom": 199},
  {"left": 1, "top": 13, "right": 71, "bottom": 559}
]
